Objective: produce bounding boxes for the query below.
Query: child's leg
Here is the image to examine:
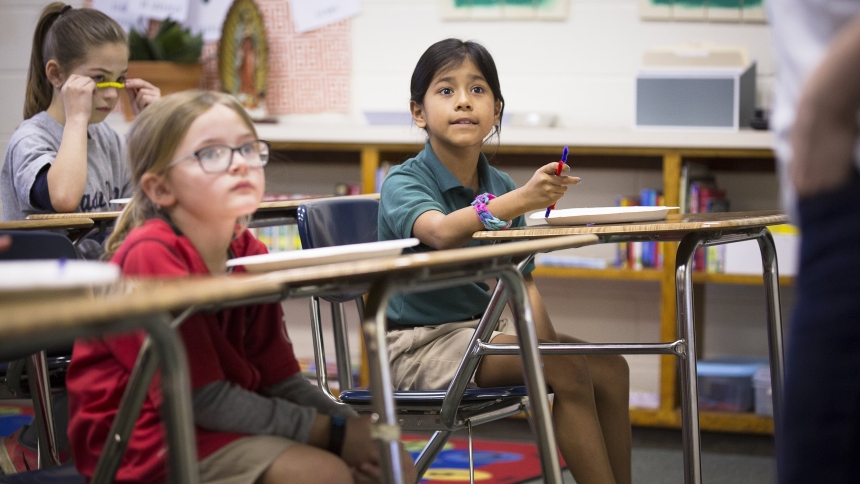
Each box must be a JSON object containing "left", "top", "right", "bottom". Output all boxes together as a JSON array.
[
  {"left": 475, "top": 336, "right": 625, "bottom": 484},
  {"left": 472, "top": 275, "right": 632, "bottom": 484},
  {"left": 524, "top": 273, "right": 631, "bottom": 482},
  {"left": 260, "top": 444, "right": 352, "bottom": 484}
]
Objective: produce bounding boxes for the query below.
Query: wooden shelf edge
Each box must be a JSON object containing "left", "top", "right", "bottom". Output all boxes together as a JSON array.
[
  {"left": 533, "top": 266, "right": 663, "bottom": 281},
  {"left": 532, "top": 266, "right": 794, "bottom": 286},
  {"left": 630, "top": 408, "right": 774, "bottom": 434},
  {"left": 693, "top": 272, "right": 795, "bottom": 286}
]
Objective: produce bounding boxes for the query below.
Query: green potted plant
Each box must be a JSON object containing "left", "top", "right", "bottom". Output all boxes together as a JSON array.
[{"left": 122, "top": 19, "right": 204, "bottom": 120}]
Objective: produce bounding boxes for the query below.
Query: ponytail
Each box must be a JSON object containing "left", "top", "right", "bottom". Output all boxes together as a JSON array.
[
  {"left": 25, "top": 3, "right": 65, "bottom": 119},
  {"left": 24, "top": 3, "right": 127, "bottom": 119}
]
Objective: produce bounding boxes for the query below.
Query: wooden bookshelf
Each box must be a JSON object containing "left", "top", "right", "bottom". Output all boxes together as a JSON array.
[
  {"left": 109, "top": 117, "right": 782, "bottom": 435},
  {"left": 630, "top": 408, "right": 774, "bottom": 434},
  {"left": 532, "top": 266, "right": 663, "bottom": 281}
]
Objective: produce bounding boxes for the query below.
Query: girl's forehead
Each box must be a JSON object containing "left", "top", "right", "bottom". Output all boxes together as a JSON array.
[
  {"left": 76, "top": 42, "right": 128, "bottom": 71},
  {"left": 184, "top": 105, "right": 255, "bottom": 143},
  {"left": 433, "top": 58, "right": 483, "bottom": 82}
]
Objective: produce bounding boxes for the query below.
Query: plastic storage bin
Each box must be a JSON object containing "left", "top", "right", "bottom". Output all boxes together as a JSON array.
[
  {"left": 696, "top": 358, "right": 765, "bottom": 412},
  {"left": 753, "top": 365, "right": 773, "bottom": 417}
]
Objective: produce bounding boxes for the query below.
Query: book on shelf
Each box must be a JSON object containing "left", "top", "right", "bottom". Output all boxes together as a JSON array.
[
  {"left": 679, "top": 163, "right": 732, "bottom": 272},
  {"left": 615, "top": 190, "right": 664, "bottom": 270}
]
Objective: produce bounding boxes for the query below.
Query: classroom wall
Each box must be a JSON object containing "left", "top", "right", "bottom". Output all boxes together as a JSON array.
[{"left": 350, "top": 0, "right": 775, "bottom": 126}]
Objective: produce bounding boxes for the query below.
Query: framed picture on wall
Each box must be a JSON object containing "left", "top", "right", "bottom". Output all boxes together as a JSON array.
[
  {"left": 218, "top": 0, "right": 269, "bottom": 109},
  {"left": 440, "top": 0, "right": 569, "bottom": 21}
]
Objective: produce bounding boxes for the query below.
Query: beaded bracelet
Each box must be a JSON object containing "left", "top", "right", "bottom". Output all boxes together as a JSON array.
[{"left": 471, "top": 193, "right": 511, "bottom": 230}]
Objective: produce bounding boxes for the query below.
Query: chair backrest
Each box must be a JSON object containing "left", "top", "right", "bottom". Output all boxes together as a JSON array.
[
  {"left": 297, "top": 198, "right": 379, "bottom": 250},
  {"left": 297, "top": 198, "right": 379, "bottom": 303},
  {"left": 0, "top": 230, "right": 78, "bottom": 261}
]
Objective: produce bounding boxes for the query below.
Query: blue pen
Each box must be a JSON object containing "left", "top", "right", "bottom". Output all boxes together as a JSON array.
[{"left": 544, "top": 146, "right": 569, "bottom": 218}]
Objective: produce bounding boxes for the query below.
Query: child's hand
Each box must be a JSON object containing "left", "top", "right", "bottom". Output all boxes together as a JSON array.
[
  {"left": 124, "top": 78, "right": 161, "bottom": 115},
  {"left": 520, "top": 162, "right": 580, "bottom": 211},
  {"left": 61, "top": 74, "right": 95, "bottom": 123},
  {"left": 349, "top": 442, "right": 416, "bottom": 484},
  {"left": 340, "top": 415, "right": 380, "bottom": 468}
]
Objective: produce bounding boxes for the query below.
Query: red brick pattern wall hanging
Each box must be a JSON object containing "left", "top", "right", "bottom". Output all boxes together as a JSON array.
[{"left": 86, "top": 0, "right": 352, "bottom": 115}]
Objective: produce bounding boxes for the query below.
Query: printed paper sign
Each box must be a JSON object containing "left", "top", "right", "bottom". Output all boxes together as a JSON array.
[
  {"left": 132, "top": 0, "right": 190, "bottom": 23},
  {"left": 287, "top": 0, "right": 360, "bottom": 33},
  {"left": 185, "top": 0, "right": 234, "bottom": 42}
]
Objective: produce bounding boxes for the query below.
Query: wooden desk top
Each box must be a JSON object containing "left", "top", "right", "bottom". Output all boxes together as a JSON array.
[
  {"left": 251, "top": 234, "right": 599, "bottom": 286},
  {"left": 27, "top": 211, "right": 121, "bottom": 222},
  {"left": 1, "top": 234, "right": 596, "bottom": 336},
  {"left": 256, "top": 193, "right": 380, "bottom": 211},
  {"left": 473, "top": 211, "right": 788, "bottom": 240},
  {"left": 22, "top": 194, "right": 382, "bottom": 225},
  {"left": 0, "top": 218, "right": 94, "bottom": 231}
]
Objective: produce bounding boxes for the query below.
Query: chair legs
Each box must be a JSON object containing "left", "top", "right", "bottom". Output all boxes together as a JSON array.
[{"left": 414, "top": 431, "right": 453, "bottom": 479}]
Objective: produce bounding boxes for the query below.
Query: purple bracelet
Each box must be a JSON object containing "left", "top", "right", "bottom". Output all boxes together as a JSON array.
[{"left": 471, "top": 193, "right": 511, "bottom": 230}]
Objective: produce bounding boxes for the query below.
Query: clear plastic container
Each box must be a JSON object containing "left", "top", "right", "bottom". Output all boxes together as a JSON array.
[
  {"left": 696, "top": 358, "right": 765, "bottom": 413},
  {"left": 753, "top": 365, "right": 773, "bottom": 417}
]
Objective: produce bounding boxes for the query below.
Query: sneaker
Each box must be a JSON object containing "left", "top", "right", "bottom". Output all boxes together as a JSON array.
[{"left": 0, "top": 426, "right": 38, "bottom": 474}]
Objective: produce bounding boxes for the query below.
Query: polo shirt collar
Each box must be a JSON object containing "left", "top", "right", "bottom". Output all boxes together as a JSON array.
[{"left": 421, "top": 141, "right": 493, "bottom": 194}]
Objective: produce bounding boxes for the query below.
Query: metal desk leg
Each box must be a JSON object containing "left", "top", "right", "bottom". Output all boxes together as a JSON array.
[
  {"left": 363, "top": 279, "right": 405, "bottom": 484},
  {"left": 676, "top": 233, "right": 705, "bottom": 484},
  {"left": 145, "top": 316, "right": 200, "bottom": 484},
  {"left": 499, "top": 268, "right": 563, "bottom": 484},
  {"left": 26, "top": 351, "right": 61, "bottom": 468},
  {"left": 757, "top": 230, "right": 785, "bottom": 437}
]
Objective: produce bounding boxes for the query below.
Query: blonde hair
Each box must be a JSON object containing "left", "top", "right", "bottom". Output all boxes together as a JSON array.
[
  {"left": 25, "top": 3, "right": 127, "bottom": 119},
  {"left": 105, "top": 90, "right": 258, "bottom": 258}
]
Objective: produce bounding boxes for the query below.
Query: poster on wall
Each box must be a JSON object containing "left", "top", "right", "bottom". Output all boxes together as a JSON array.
[
  {"left": 93, "top": 0, "right": 234, "bottom": 41},
  {"left": 638, "top": 0, "right": 766, "bottom": 23},
  {"left": 287, "top": 0, "right": 361, "bottom": 33},
  {"left": 440, "top": 0, "right": 569, "bottom": 21}
]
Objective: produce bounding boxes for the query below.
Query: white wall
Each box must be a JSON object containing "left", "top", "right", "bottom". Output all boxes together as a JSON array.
[{"left": 351, "top": 0, "right": 775, "bottom": 126}]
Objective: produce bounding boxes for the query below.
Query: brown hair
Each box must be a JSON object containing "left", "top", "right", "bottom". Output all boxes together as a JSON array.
[
  {"left": 105, "top": 90, "right": 259, "bottom": 258},
  {"left": 25, "top": 3, "right": 127, "bottom": 119}
]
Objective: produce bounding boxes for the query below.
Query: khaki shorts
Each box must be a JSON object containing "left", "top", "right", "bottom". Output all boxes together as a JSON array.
[
  {"left": 387, "top": 318, "right": 515, "bottom": 391},
  {"left": 198, "top": 435, "right": 296, "bottom": 484}
]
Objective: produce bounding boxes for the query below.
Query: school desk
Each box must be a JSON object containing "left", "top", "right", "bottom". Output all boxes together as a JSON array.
[
  {"left": 246, "top": 233, "right": 598, "bottom": 483},
  {"left": 0, "top": 217, "right": 95, "bottom": 244},
  {"left": 473, "top": 210, "right": 787, "bottom": 484},
  {"left": 24, "top": 194, "right": 381, "bottom": 231},
  {"left": 0, "top": 276, "right": 284, "bottom": 483},
  {"left": 2, "top": 234, "right": 596, "bottom": 484}
]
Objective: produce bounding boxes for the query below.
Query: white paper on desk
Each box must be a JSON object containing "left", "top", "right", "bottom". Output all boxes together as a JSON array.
[
  {"left": 132, "top": 0, "right": 190, "bottom": 23},
  {"left": 287, "top": 0, "right": 360, "bottom": 33},
  {"left": 186, "top": 0, "right": 234, "bottom": 42},
  {"left": 91, "top": 0, "right": 147, "bottom": 32}
]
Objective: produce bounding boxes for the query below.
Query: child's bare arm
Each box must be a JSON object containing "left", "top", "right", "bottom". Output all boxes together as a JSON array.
[
  {"left": 413, "top": 162, "right": 577, "bottom": 249},
  {"left": 47, "top": 74, "right": 93, "bottom": 212}
]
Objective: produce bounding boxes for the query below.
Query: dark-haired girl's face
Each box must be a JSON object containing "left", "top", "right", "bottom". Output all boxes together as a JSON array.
[{"left": 410, "top": 59, "right": 501, "bottom": 151}]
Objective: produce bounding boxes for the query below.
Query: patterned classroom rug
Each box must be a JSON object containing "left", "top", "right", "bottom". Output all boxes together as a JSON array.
[
  {"left": 403, "top": 434, "right": 566, "bottom": 484},
  {"left": 0, "top": 403, "right": 33, "bottom": 438}
]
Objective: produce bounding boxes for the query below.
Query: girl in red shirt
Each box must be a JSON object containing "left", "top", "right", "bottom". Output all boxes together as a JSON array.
[{"left": 66, "top": 90, "right": 415, "bottom": 484}]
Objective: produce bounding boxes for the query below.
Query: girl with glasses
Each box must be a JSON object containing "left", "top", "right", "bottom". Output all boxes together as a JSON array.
[{"left": 67, "top": 90, "right": 415, "bottom": 484}]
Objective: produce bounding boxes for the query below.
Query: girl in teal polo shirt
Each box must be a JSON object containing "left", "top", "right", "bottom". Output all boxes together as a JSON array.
[{"left": 379, "top": 39, "right": 632, "bottom": 484}]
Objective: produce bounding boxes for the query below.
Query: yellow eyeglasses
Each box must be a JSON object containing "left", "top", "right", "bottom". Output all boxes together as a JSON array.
[{"left": 96, "top": 82, "right": 125, "bottom": 89}]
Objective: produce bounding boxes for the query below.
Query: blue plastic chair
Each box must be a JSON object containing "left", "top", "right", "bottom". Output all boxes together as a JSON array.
[
  {"left": 0, "top": 231, "right": 78, "bottom": 473},
  {"left": 296, "top": 198, "right": 534, "bottom": 479}
]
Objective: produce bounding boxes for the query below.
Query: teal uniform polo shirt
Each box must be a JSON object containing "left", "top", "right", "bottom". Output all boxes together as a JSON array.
[{"left": 379, "top": 141, "right": 535, "bottom": 328}]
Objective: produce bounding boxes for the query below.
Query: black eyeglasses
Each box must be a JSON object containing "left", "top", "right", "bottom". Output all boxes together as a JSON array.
[{"left": 169, "top": 140, "right": 270, "bottom": 173}]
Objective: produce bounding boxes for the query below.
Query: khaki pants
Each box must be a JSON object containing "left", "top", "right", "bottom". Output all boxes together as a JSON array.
[
  {"left": 386, "top": 318, "right": 514, "bottom": 391},
  {"left": 197, "top": 435, "right": 296, "bottom": 484}
]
